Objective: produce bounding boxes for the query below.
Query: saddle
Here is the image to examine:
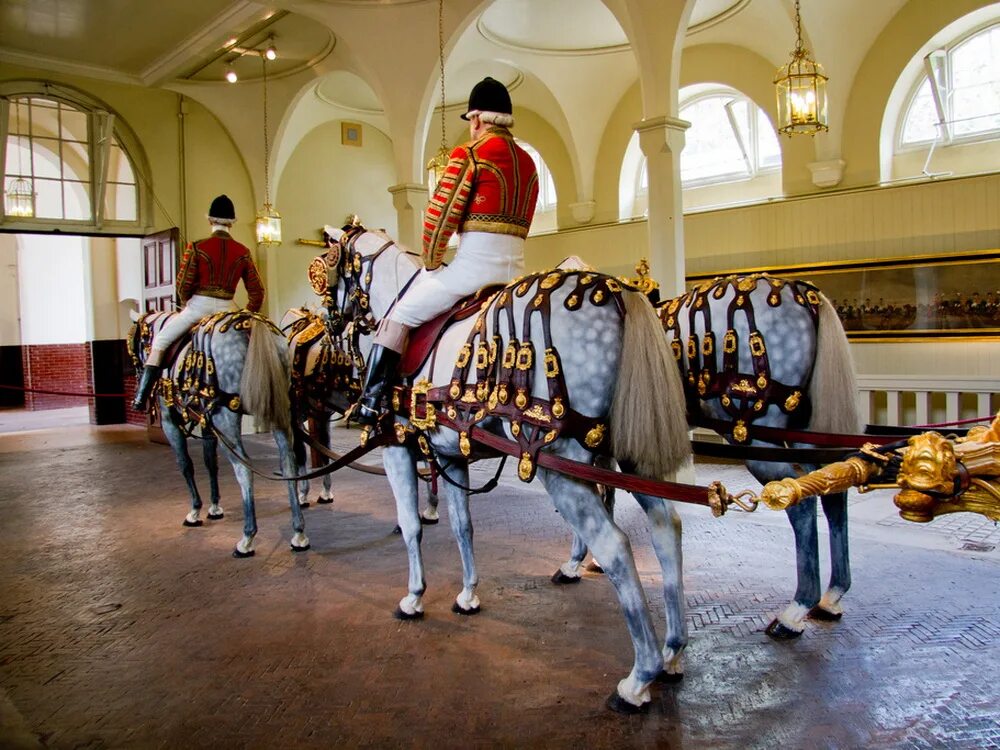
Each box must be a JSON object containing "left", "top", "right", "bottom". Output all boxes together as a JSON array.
[{"left": 399, "top": 285, "right": 505, "bottom": 378}]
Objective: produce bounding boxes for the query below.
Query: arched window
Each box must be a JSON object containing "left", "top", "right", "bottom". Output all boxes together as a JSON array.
[
  {"left": 899, "top": 22, "right": 1000, "bottom": 148},
  {"left": 517, "top": 140, "right": 557, "bottom": 234},
  {"left": 1, "top": 87, "right": 146, "bottom": 229},
  {"left": 679, "top": 87, "right": 781, "bottom": 186}
]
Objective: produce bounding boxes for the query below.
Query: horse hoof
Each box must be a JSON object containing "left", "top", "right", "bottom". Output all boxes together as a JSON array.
[
  {"left": 291, "top": 544, "right": 311, "bottom": 553},
  {"left": 232, "top": 548, "right": 256, "bottom": 559},
  {"left": 183, "top": 519, "right": 203, "bottom": 527},
  {"left": 808, "top": 605, "right": 843, "bottom": 622},
  {"left": 451, "top": 601, "right": 481, "bottom": 616},
  {"left": 392, "top": 525, "right": 402, "bottom": 535},
  {"left": 317, "top": 497, "right": 334, "bottom": 505},
  {"left": 393, "top": 607, "right": 424, "bottom": 621},
  {"left": 298, "top": 500, "right": 310, "bottom": 509},
  {"left": 605, "top": 692, "right": 648, "bottom": 715},
  {"left": 585, "top": 561, "right": 604, "bottom": 574},
  {"left": 420, "top": 516, "right": 439, "bottom": 526},
  {"left": 551, "top": 570, "right": 581, "bottom": 585},
  {"left": 207, "top": 512, "right": 224, "bottom": 521},
  {"left": 656, "top": 670, "right": 684, "bottom": 684},
  {"left": 765, "top": 618, "right": 803, "bottom": 640}
]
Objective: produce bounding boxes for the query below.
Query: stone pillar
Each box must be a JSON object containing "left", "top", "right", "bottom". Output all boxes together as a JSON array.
[
  {"left": 635, "top": 116, "right": 689, "bottom": 298},
  {"left": 388, "top": 183, "right": 429, "bottom": 252}
]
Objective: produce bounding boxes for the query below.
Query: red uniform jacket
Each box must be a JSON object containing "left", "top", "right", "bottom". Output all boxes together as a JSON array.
[
  {"left": 422, "top": 127, "right": 539, "bottom": 269},
  {"left": 175, "top": 231, "right": 264, "bottom": 312}
]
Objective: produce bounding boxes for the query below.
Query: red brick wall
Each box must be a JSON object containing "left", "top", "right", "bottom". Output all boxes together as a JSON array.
[{"left": 22, "top": 343, "right": 93, "bottom": 411}]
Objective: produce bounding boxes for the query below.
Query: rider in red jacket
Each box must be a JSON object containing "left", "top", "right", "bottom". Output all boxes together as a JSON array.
[
  {"left": 356, "top": 77, "right": 539, "bottom": 426},
  {"left": 132, "top": 194, "right": 265, "bottom": 411}
]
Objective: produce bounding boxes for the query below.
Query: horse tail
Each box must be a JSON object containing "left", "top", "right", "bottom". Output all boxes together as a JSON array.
[
  {"left": 610, "top": 290, "right": 692, "bottom": 478},
  {"left": 240, "top": 319, "right": 292, "bottom": 433},
  {"left": 808, "top": 293, "right": 861, "bottom": 434}
]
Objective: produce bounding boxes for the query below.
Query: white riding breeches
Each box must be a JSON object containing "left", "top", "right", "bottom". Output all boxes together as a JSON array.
[
  {"left": 388, "top": 232, "right": 525, "bottom": 328},
  {"left": 147, "top": 294, "right": 236, "bottom": 366}
]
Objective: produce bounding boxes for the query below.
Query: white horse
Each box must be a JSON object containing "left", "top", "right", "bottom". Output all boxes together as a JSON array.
[
  {"left": 557, "top": 275, "right": 861, "bottom": 639},
  {"left": 130, "top": 310, "right": 308, "bottom": 557},
  {"left": 324, "top": 225, "right": 692, "bottom": 712}
]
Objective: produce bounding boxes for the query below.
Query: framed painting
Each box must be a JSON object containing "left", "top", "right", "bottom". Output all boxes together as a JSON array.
[{"left": 686, "top": 250, "right": 1000, "bottom": 341}]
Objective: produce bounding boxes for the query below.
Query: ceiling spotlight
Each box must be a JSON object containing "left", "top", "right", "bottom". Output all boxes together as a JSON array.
[
  {"left": 264, "top": 44, "right": 277, "bottom": 61},
  {"left": 225, "top": 67, "right": 238, "bottom": 83}
]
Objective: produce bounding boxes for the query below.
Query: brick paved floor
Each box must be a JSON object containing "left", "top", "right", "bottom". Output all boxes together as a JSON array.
[{"left": 0, "top": 421, "right": 998, "bottom": 749}]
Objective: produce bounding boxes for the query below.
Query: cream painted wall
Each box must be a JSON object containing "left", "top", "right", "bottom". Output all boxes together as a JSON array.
[
  {"left": 0, "top": 234, "right": 19, "bottom": 345},
  {"left": 525, "top": 219, "right": 651, "bottom": 279},
  {"left": 267, "top": 119, "right": 396, "bottom": 315},
  {"left": 683, "top": 172, "right": 1000, "bottom": 272}
]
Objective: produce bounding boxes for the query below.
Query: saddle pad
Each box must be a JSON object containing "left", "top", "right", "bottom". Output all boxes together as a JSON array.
[{"left": 400, "top": 284, "right": 505, "bottom": 378}]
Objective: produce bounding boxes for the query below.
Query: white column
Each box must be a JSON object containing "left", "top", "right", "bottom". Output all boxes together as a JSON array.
[
  {"left": 388, "top": 183, "right": 429, "bottom": 253},
  {"left": 635, "top": 116, "right": 689, "bottom": 298}
]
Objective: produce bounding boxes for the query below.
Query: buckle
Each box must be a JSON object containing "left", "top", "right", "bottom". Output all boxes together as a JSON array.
[{"left": 409, "top": 378, "right": 437, "bottom": 430}]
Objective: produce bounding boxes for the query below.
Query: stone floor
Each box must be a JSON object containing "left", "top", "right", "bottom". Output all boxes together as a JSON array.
[{"left": 0, "top": 413, "right": 998, "bottom": 749}]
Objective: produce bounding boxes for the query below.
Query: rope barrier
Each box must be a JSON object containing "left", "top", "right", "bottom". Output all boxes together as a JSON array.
[{"left": 0, "top": 383, "right": 126, "bottom": 398}]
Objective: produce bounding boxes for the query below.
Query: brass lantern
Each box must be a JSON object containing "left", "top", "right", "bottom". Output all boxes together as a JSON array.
[{"left": 774, "top": 0, "right": 828, "bottom": 136}]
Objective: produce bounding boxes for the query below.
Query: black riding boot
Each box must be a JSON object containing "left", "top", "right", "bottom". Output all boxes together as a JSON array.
[
  {"left": 132, "top": 365, "right": 162, "bottom": 412},
  {"left": 356, "top": 345, "right": 401, "bottom": 427}
]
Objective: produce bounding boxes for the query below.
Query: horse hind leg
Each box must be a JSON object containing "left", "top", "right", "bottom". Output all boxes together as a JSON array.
[
  {"left": 629, "top": 489, "right": 687, "bottom": 682},
  {"left": 766, "top": 496, "right": 822, "bottom": 639},
  {"left": 201, "top": 432, "right": 224, "bottom": 520},
  {"left": 811, "top": 491, "right": 850, "bottom": 620},
  {"left": 552, "top": 456, "right": 616, "bottom": 584},
  {"left": 552, "top": 532, "right": 589, "bottom": 584},
  {"left": 537, "top": 460, "right": 662, "bottom": 713}
]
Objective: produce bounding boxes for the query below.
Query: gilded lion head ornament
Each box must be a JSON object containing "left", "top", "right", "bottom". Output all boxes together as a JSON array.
[{"left": 898, "top": 432, "right": 957, "bottom": 496}]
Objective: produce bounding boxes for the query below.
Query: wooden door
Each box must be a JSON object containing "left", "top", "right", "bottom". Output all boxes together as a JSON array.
[
  {"left": 142, "top": 228, "right": 180, "bottom": 312},
  {"left": 141, "top": 228, "right": 179, "bottom": 442}
]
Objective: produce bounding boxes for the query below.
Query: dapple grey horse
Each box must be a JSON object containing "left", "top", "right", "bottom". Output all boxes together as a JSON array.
[
  {"left": 558, "top": 275, "right": 860, "bottom": 639},
  {"left": 130, "top": 311, "right": 308, "bottom": 557},
  {"left": 324, "top": 225, "right": 692, "bottom": 713}
]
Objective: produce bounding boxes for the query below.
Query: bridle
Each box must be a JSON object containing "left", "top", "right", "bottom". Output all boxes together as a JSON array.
[{"left": 327, "top": 226, "right": 420, "bottom": 372}]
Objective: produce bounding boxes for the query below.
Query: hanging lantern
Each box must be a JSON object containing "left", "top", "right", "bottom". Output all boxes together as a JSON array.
[
  {"left": 774, "top": 0, "right": 828, "bottom": 136},
  {"left": 5, "top": 177, "right": 34, "bottom": 218},
  {"left": 255, "top": 203, "right": 282, "bottom": 245},
  {"left": 426, "top": 146, "right": 449, "bottom": 190}
]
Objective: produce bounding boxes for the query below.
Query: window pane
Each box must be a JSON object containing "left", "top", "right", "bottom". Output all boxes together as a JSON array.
[
  {"left": 901, "top": 77, "right": 938, "bottom": 144},
  {"left": 5, "top": 136, "right": 30, "bottom": 177},
  {"left": 29, "top": 102, "right": 59, "bottom": 138},
  {"left": 61, "top": 138, "right": 89, "bottom": 181},
  {"left": 109, "top": 142, "right": 136, "bottom": 184},
  {"left": 106, "top": 182, "right": 137, "bottom": 221},
  {"left": 7, "top": 100, "right": 28, "bottom": 137},
  {"left": 756, "top": 109, "right": 782, "bottom": 168},
  {"left": 950, "top": 26, "right": 1000, "bottom": 137},
  {"left": 63, "top": 180, "right": 91, "bottom": 220},
  {"left": 60, "top": 106, "right": 89, "bottom": 143},
  {"left": 33, "top": 177, "right": 63, "bottom": 218},
  {"left": 31, "top": 138, "right": 61, "bottom": 179},
  {"left": 680, "top": 96, "right": 748, "bottom": 182}
]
